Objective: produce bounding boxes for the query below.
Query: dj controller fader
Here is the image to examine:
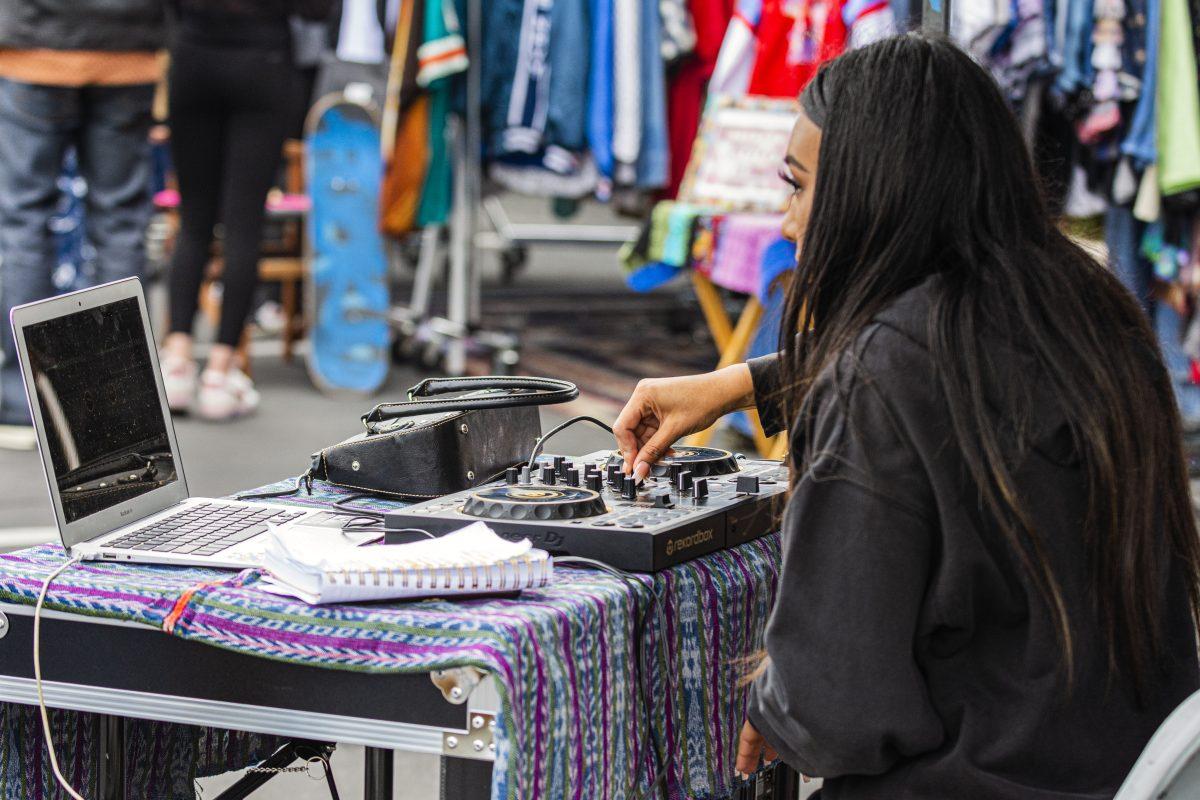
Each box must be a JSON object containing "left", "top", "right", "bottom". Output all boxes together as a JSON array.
[{"left": 384, "top": 448, "right": 789, "bottom": 572}]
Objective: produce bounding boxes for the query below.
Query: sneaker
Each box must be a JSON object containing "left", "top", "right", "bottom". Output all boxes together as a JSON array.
[
  {"left": 196, "top": 368, "right": 260, "bottom": 421},
  {"left": 0, "top": 424, "right": 36, "bottom": 451},
  {"left": 253, "top": 300, "right": 287, "bottom": 336},
  {"left": 162, "top": 355, "right": 198, "bottom": 414}
]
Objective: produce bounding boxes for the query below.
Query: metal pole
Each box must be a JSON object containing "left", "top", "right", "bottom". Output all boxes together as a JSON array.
[
  {"left": 447, "top": 123, "right": 470, "bottom": 374},
  {"left": 97, "top": 715, "right": 125, "bottom": 800},
  {"left": 363, "top": 747, "right": 394, "bottom": 800},
  {"left": 921, "top": 0, "right": 952, "bottom": 36},
  {"left": 439, "top": 756, "right": 493, "bottom": 800},
  {"left": 465, "top": 0, "right": 484, "bottom": 327}
]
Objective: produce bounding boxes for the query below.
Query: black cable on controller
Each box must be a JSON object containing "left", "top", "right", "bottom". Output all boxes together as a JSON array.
[{"left": 526, "top": 416, "right": 615, "bottom": 471}]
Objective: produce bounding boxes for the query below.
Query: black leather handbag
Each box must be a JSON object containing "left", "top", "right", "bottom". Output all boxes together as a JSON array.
[{"left": 307, "top": 376, "right": 578, "bottom": 499}]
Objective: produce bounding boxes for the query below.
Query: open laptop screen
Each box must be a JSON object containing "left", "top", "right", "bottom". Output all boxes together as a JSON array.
[{"left": 23, "top": 296, "right": 178, "bottom": 523}]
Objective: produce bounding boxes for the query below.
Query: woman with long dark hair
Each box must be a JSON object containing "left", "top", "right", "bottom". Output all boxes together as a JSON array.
[{"left": 614, "top": 35, "right": 1200, "bottom": 798}]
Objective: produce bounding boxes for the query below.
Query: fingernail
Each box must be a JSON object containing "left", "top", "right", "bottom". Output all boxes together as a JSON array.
[{"left": 633, "top": 461, "right": 650, "bottom": 481}]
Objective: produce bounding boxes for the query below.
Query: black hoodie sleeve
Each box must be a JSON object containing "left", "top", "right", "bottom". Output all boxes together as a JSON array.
[
  {"left": 747, "top": 353, "right": 787, "bottom": 437},
  {"left": 746, "top": 328, "right": 945, "bottom": 778}
]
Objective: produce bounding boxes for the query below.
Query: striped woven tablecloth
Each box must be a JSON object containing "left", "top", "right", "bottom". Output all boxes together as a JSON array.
[{"left": 0, "top": 479, "right": 781, "bottom": 800}]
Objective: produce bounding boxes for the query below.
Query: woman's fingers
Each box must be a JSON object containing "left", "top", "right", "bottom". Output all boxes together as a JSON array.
[
  {"left": 633, "top": 424, "right": 681, "bottom": 481},
  {"left": 612, "top": 392, "right": 650, "bottom": 473},
  {"left": 735, "top": 720, "right": 765, "bottom": 777}
]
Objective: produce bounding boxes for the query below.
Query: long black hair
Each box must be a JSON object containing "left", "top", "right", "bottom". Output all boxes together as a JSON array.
[{"left": 779, "top": 34, "right": 1200, "bottom": 689}]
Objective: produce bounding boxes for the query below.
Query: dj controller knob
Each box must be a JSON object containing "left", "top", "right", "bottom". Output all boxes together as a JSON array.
[
  {"left": 607, "top": 464, "right": 622, "bottom": 487},
  {"left": 566, "top": 468, "right": 580, "bottom": 487},
  {"left": 519, "top": 466, "right": 532, "bottom": 484},
  {"left": 668, "top": 462, "right": 685, "bottom": 483},
  {"left": 553, "top": 456, "right": 567, "bottom": 476},
  {"left": 653, "top": 492, "right": 675, "bottom": 509},
  {"left": 540, "top": 465, "right": 557, "bottom": 485},
  {"left": 585, "top": 473, "right": 603, "bottom": 492},
  {"left": 693, "top": 478, "right": 709, "bottom": 501},
  {"left": 676, "top": 470, "right": 693, "bottom": 493},
  {"left": 505, "top": 467, "right": 520, "bottom": 485},
  {"left": 621, "top": 475, "right": 638, "bottom": 501}
]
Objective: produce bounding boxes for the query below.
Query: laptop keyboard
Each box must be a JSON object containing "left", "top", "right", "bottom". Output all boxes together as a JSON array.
[{"left": 106, "top": 503, "right": 305, "bottom": 557}]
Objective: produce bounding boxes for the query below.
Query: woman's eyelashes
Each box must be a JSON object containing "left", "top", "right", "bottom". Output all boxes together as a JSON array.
[{"left": 778, "top": 168, "right": 803, "bottom": 195}]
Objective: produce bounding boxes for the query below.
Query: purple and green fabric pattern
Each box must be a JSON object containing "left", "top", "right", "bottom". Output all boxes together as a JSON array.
[{"left": 0, "top": 479, "right": 781, "bottom": 800}]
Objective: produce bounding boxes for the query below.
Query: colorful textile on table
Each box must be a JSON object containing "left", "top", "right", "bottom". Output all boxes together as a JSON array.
[
  {"left": 0, "top": 709, "right": 280, "bottom": 800},
  {"left": 0, "top": 480, "right": 782, "bottom": 800}
]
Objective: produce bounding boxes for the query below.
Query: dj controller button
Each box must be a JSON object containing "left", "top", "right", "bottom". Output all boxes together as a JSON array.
[{"left": 736, "top": 475, "right": 761, "bottom": 494}]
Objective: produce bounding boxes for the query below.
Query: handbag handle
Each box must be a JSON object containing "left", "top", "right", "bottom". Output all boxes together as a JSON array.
[{"left": 362, "top": 376, "right": 579, "bottom": 427}]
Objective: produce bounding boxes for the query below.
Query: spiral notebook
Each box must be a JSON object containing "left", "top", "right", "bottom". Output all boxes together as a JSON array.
[{"left": 259, "top": 522, "right": 553, "bottom": 604}]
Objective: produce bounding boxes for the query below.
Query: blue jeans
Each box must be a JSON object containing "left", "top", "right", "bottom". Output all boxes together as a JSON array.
[
  {"left": 1106, "top": 204, "right": 1200, "bottom": 420},
  {"left": 0, "top": 78, "right": 154, "bottom": 424}
]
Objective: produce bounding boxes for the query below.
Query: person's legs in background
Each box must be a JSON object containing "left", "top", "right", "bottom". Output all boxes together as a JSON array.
[
  {"left": 163, "top": 42, "right": 293, "bottom": 421},
  {"left": 77, "top": 83, "right": 156, "bottom": 287},
  {"left": 163, "top": 41, "right": 224, "bottom": 413},
  {"left": 193, "top": 64, "right": 291, "bottom": 420},
  {"left": 0, "top": 78, "right": 77, "bottom": 444}
]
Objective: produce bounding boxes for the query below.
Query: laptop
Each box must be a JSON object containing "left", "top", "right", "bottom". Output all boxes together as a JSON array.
[{"left": 10, "top": 278, "right": 333, "bottom": 568}]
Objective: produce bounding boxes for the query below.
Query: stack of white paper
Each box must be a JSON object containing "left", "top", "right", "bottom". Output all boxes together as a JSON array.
[{"left": 259, "top": 521, "right": 552, "bottom": 604}]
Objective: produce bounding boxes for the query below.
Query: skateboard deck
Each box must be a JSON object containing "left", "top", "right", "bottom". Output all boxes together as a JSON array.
[{"left": 304, "top": 95, "right": 390, "bottom": 395}]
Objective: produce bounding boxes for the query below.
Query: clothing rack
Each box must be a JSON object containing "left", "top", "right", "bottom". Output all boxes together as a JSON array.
[
  {"left": 393, "top": 0, "right": 951, "bottom": 377},
  {"left": 392, "top": 0, "right": 639, "bottom": 377}
]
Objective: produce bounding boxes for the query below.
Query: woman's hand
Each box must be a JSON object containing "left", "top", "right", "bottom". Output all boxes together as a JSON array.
[
  {"left": 735, "top": 719, "right": 779, "bottom": 778},
  {"left": 613, "top": 365, "right": 756, "bottom": 479}
]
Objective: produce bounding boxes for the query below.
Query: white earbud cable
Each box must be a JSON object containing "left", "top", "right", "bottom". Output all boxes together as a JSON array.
[{"left": 34, "top": 557, "right": 88, "bottom": 800}]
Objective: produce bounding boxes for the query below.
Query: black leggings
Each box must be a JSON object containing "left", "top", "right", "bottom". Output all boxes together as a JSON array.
[{"left": 167, "top": 37, "right": 294, "bottom": 347}]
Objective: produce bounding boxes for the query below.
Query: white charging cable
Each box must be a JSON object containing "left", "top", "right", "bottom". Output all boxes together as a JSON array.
[{"left": 34, "top": 557, "right": 87, "bottom": 800}]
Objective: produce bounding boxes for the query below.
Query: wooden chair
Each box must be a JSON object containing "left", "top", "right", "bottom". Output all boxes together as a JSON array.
[{"left": 685, "top": 271, "right": 789, "bottom": 460}]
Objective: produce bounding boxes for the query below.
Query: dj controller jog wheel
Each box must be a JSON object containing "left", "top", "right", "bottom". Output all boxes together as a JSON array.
[
  {"left": 604, "top": 446, "right": 740, "bottom": 479},
  {"left": 462, "top": 485, "right": 608, "bottom": 521}
]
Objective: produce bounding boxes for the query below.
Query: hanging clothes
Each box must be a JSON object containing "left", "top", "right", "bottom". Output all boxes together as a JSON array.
[
  {"left": 635, "top": 0, "right": 670, "bottom": 188},
  {"left": 379, "top": 0, "right": 430, "bottom": 236},
  {"left": 588, "top": 0, "right": 616, "bottom": 192},
  {"left": 612, "top": 0, "right": 643, "bottom": 183},
  {"left": 661, "top": 0, "right": 700, "bottom": 64},
  {"left": 1157, "top": 0, "right": 1200, "bottom": 195},
  {"left": 743, "top": 0, "right": 892, "bottom": 98},
  {"left": 416, "top": 0, "right": 468, "bottom": 226},
  {"left": 485, "top": 0, "right": 597, "bottom": 196},
  {"left": 666, "top": 0, "right": 735, "bottom": 197},
  {"left": 710, "top": 0, "right": 762, "bottom": 96},
  {"left": 746, "top": 0, "right": 847, "bottom": 97}
]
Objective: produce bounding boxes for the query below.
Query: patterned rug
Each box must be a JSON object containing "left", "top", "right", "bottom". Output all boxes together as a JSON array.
[{"left": 0, "top": 479, "right": 781, "bottom": 800}]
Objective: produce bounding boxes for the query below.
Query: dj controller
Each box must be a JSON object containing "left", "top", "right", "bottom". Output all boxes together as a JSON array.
[{"left": 385, "top": 447, "right": 789, "bottom": 572}]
